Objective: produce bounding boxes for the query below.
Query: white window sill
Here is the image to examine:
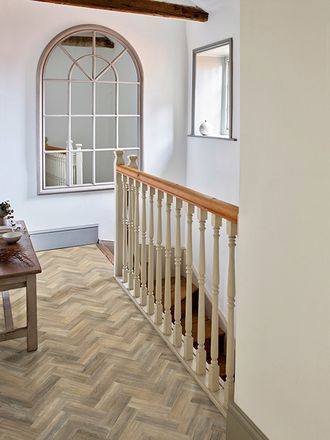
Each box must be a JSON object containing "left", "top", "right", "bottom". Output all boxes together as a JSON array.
[{"left": 188, "top": 134, "right": 237, "bottom": 142}]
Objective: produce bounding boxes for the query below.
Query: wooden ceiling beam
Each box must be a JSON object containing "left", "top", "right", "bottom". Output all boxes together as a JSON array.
[{"left": 33, "top": 0, "right": 209, "bottom": 22}]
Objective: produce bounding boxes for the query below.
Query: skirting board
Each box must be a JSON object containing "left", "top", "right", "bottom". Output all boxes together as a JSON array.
[
  {"left": 227, "top": 402, "right": 269, "bottom": 440},
  {"left": 30, "top": 224, "right": 99, "bottom": 251}
]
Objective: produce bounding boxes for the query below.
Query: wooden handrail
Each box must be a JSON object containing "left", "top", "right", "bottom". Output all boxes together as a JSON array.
[
  {"left": 117, "top": 165, "right": 239, "bottom": 223},
  {"left": 45, "top": 145, "right": 66, "bottom": 151}
]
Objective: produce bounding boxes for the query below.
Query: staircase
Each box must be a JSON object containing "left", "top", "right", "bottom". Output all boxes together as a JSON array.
[{"left": 165, "top": 277, "right": 226, "bottom": 380}]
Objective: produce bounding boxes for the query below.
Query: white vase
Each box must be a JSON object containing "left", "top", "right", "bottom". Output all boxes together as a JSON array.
[{"left": 199, "top": 120, "right": 212, "bottom": 136}]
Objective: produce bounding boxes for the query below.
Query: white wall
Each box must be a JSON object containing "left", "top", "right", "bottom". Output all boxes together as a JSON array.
[
  {"left": 185, "top": 0, "right": 240, "bottom": 314},
  {"left": 0, "top": 0, "right": 187, "bottom": 239},
  {"left": 236, "top": 1, "right": 330, "bottom": 438}
]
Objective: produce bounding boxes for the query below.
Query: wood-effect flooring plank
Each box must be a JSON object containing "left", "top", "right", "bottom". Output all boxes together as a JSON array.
[{"left": 0, "top": 245, "right": 226, "bottom": 439}]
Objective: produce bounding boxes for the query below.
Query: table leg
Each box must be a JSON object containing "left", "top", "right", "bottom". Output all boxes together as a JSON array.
[
  {"left": 26, "top": 274, "right": 38, "bottom": 352},
  {"left": 2, "top": 291, "right": 14, "bottom": 332}
]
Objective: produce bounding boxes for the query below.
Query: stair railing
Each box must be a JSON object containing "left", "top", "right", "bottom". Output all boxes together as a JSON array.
[{"left": 114, "top": 151, "right": 238, "bottom": 413}]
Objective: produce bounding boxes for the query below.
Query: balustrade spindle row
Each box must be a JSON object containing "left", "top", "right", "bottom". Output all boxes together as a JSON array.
[{"left": 114, "top": 151, "right": 238, "bottom": 411}]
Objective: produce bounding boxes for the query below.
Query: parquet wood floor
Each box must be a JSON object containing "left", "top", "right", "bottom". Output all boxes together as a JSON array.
[{"left": 0, "top": 245, "right": 226, "bottom": 440}]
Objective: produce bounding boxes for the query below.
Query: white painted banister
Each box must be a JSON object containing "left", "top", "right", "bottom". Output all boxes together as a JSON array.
[
  {"left": 133, "top": 179, "right": 141, "bottom": 298},
  {"left": 73, "top": 145, "right": 83, "bottom": 185},
  {"left": 114, "top": 150, "right": 124, "bottom": 277},
  {"left": 45, "top": 153, "right": 66, "bottom": 186},
  {"left": 184, "top": 203, "right": 194, "bottom": 361},
  {"left": 208, "top": 215, "right": 222, "bottom": 392},
  {"left": 127, "top": 156, "right": 137, "bottom": 290},
  {"left": 225, "top": 221, "right": 237, "bottom": 406},
  {"left": 147, "top": 187, "right": 155, "bottom": 315},
  {"left": 140, "top": 183, "right": 148, "bottom": 306},
  {"left": 173, "top": 198, "right": 183, "bottom": 347},
  {"left": 122, "top": 174, "right": 128, "bottom": 283},
  {"left": 155, "top": 190, "right": 164, "bottom": 325},
  {"left": 114, "top": 152, "right": 239, "bottom": 415},
  {"left": 163, "top": 193, "right": 173, "bottom": 336},
  {"left": 196, "top": 209, "right": 207, "bottom": 375}
]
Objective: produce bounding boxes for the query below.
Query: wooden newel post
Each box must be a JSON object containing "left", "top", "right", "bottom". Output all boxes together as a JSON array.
[
  {"left": 225, "top": 221, "right": 237, "bottom": 407},
  {"left": 114, "top": 150, "right": 125, "bottom": 278}
]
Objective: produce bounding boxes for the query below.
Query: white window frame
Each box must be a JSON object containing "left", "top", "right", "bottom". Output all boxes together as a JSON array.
[
  {"left": 190, "top": 38, "right": 233, "bottom": 140},
  {"left": 37, "top": 25, "right": 143, "bottom": 195}
]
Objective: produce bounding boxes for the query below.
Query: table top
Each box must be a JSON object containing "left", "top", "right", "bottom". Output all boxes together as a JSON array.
[{"left": 0, "top": 221, "right": 42, "bottom": 280}]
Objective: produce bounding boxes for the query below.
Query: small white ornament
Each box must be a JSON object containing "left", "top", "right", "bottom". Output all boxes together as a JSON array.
[{"left": 199, "top": 120, "right": 212, "bottom": 136}]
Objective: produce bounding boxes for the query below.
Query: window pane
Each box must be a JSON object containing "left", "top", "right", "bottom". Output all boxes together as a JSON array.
[
  {"left": 118, "top": 117, "right": 139, "bottom": 148},
  {"left": 71, "top": 57, "right": 93, "bottom": 81},
  {"left": 114, "top": 51, "right": 138, "bottom": 82},
  {"left": 61, "top": 32, "right": 94, "bottom": 60},
  {"left": 44, "top": 117, "right": 68, "bottom": 150},
  {"left": 95, "top": 58, "right": 115, "bottom": 81},
  {"left": 95, "top": 118, "right": 116, "bottom": 148},
  {"left": 95, "top": 151, "right": 114, "bottom": 183},
  {"left": 96, "top": 83, "right": 116, "bottom": 115},
  {"left": 71, "top": 82, "right": 93, "bottom": 115},
  {"left": 71, "top": 117, "right": 93, "bottom": 149},
  {"left": 45, "top": 152, "right": 67, "bottom": 187},
  {"left": 44, "top": 81, "right": 68, "bottom": 115},
  {"left": 119, "top": 84, "right": 139, "bottom": 115},
  {"left": 96, "top": 33, "right": 124, "bottom": 64},
  {"left": 71, "top": 150, "right": 93, "bottom": 185},
  {"left": 44, "top": 46, "right": 72, "bottom": 80}
]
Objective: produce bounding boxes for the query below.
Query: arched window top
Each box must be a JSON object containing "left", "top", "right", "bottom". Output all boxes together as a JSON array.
[{"left": 38, "top": 25, "right": 143, "bottom": 194}]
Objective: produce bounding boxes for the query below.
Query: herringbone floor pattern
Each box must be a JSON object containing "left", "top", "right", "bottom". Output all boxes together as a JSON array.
[{"left": 0, "top": 245, "right": 226, "bottom": 440}]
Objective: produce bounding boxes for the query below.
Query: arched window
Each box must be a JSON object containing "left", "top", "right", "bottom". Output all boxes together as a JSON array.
[{"left": 38, "top": 25, "right": 143, "bottom": 194}]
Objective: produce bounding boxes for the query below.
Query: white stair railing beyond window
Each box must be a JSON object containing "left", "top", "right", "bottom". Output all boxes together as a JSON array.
[{"left": 45, "top": 144, "right": 84, "bottom": 187}]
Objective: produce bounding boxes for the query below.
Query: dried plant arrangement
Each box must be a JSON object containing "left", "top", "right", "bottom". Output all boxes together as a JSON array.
[{"left": 0, "top": 246, "right": 33, "bottom": 266}]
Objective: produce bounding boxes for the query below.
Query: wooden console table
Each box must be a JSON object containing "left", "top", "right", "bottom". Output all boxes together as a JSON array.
[{"left": 0, "top": 221, "right": 41, "bottom": 351}]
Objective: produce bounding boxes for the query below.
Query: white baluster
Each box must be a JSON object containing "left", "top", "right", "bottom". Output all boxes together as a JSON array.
[
  {"left": 184, "top": 203, "right": 194, "bottom": 360},
  {"left": 122, "top": 174, "right": 128, "bottom": 283},
  {"left": 74, "top": 144, "right": 83, "bottom": 185},
  {"left": 225, "top": 221, "right": 237, "bottom": 406},
  {"left": 162, "top": 194, "right": 173, "bottom": 335},
  {"left": 127, "top": 155, "right": 138, "bottom": 291},
  {"left": 147, "top": 187, "right": 155, "bottom": 315},
  {"left": 155, "top": 190, "right": 164, "bottom": 325},
  {"left": 173, "top": 199, "right": 183, "bottom": 347},
  {"left": 114, "top": 150, "right": 124, "bottom": 278},
  {"left": 196, "top": 209, "right": 207, "bottom": 375},
  {"left": 208, "top": 215, "right": 222, "bottom": 392},
  {"left": 134, "top": 180, "right": 141, "bottom": 298},
  {"left": 140, "top": 183, "right": 148, "bottom": 306}
]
